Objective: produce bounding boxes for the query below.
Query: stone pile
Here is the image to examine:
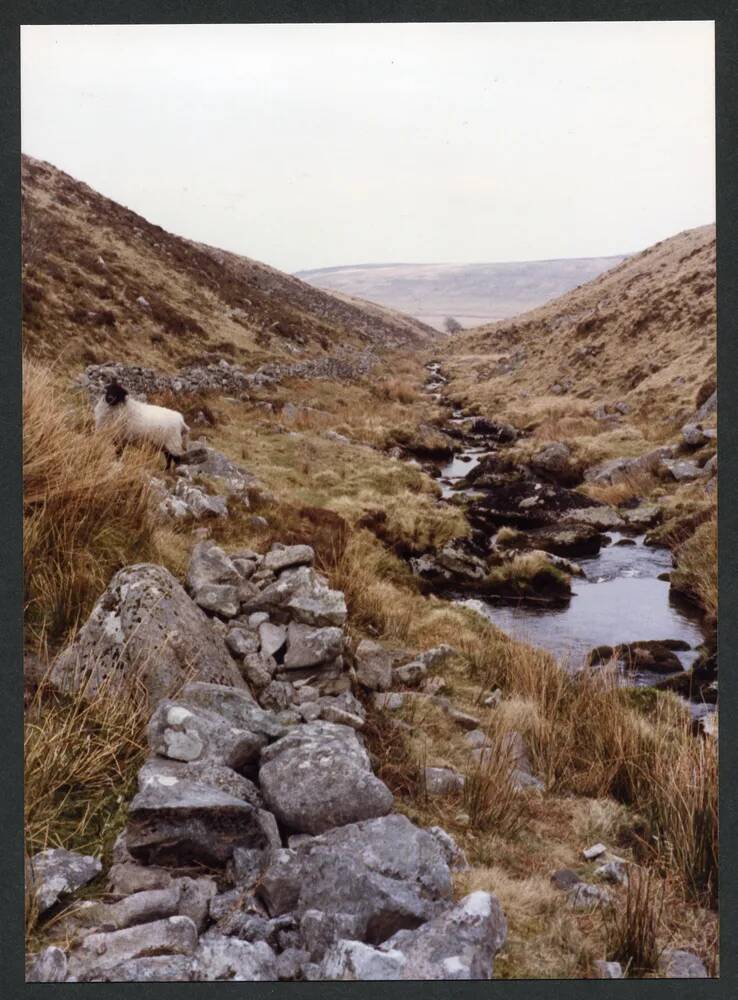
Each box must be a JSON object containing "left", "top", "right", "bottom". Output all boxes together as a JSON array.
[
  {"left": 80, "top": 350, "right": 379, "bottom": 402},
  {"left": 32, "top": 539, "right": 509, "bottom": 982}
]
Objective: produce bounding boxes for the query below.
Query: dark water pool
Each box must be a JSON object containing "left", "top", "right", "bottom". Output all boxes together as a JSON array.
[{"left": 460, "top": 533, "right": 706, "bottom": 683}]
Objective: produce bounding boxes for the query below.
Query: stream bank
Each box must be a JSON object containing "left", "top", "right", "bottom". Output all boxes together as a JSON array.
[{"left": 409, "top": 362, "right": 714, "bottom": 720}]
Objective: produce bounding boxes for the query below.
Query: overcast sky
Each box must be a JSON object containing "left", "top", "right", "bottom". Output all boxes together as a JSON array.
[{"left": 21, "top": 21, "right": 714, "bottom": 273}]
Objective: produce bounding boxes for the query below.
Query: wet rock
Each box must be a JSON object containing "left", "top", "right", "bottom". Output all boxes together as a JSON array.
[
  {"left": 565, "top": 506, "right": 626, "bottom": 531},
  {"left": 614, "top": 641, "right": 685, "bottom": 674},
  {"left": 50, "top": 565, "right": 247, "bottom": 702},
  {"left": 147, "top": 700, "right": 266, "bottom": 767},
  {"left": 531, "top": 442, "right": 581, "bottom": 486},
  {"left": 67, "top": 915, "right": 199, "bottom": 980},
  {"left": 283, "top": 622, "right": 344, "bottom": 669},
  {"left": 126, "top": 779, "right": 272, "bottom": 867},
  {"left": 26, "top": 946, "right": 68, "bottom": 982},
  {"left": 354, "top": 639, "right": 394, "bottom": 691},
  {"left": 424, "top": 766, "right": 465, "bottom": 796},
  {"left": 658, "top": 948, "right": 708, "bottom": 978},
  {"left": 259, "top": 721, "right": 393, "bottom": 834},
  {"left": 470, "top": 417, "right": 517, "bottom": 443},
  {"left": 29, "top": 848, "right": 102, "bottom": 914},
  {"left": 505, "top": 523, "right": 605, "bottom": 558},
  {"left": 259, "top": 814, "right": 452, "bottom": 945}
]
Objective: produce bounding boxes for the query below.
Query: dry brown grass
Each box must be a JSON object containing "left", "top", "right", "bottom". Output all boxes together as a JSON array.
[
  {"left": 24, "top": 671, "right": 149, "bottom": 940},
  {"left": 462, "top": 732, "right": 529, "bottom": 836},
  {"left": 671, "top": 508, "right": 717, "bottom": 619},
  {"left": 602, "top": 866, "right": 665, "bottom": 975},
  {"left": 581, "top": 468, "right": 661, "bottom": 506},
  {"left": 23, "top": 358, "right": 160, "bottom": 652}
]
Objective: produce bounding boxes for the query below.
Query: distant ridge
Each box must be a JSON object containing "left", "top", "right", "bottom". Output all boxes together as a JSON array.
[{"left": 296, "top": 255, "right": 629, "bottom": 331}]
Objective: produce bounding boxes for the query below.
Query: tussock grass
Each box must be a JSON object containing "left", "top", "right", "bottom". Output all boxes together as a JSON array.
[
  {"left": 581, "top": 468, "right": 661, "bottom": 506},
  {"left": 462, "top": 732, "right": 529, "bottom": 836},
  {"left": 602, "top": 866, "right": 665, "bottom": 975},
  {"left": 671, "top": 509, "right": 717, "bottom": 619},
  {"left": 23, "top": 359, "right": 159, "bottom": 652}
]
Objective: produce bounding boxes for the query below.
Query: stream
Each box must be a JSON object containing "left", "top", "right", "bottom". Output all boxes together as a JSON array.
[{"left": 422, "top": 364, "right": 712, "bottom": 719}]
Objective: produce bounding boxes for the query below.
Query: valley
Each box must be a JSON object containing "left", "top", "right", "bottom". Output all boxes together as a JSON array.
[{"left": 23, "top": 158, "right": 717, "bottom": 982}]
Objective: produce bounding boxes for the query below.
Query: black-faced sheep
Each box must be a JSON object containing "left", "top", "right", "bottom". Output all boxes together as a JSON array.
[{"left": 94, "top": 380, "right": 190, "bottom": 470}]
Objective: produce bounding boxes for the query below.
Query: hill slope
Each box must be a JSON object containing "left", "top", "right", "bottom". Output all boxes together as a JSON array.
[
  {"left": 296, "top": 256, "right": 628, "bottom": 331},
  {"left": 21, "top": 156, "right": 437, "bottom": 370},
  {"left": 446, "top": 223, "right": 716, "bottom": 424}
]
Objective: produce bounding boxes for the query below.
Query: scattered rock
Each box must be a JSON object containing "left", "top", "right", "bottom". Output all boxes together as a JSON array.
[
  {"left": 354, "top": 639, "right": 394, "bottom": 691},
  {"left": 567, "top": 883, "right": 613, "bottom": 910},
  {"left": 594, "top": 960, "right": 623, "bottom": 978},
  {"left": 26, "top": 946, "right": 68, "bottom": 982},
  {"left": 423, "top": 766, "right": 465, "bottom": 796},
  {"left": 550, "top": 869, "right": 582, "bottom": 891},
  {"left": 658, "top": 948, "right": 708, "bottom": 978},
  {"left": 66, "top": 915, "right": 199, "bottom": 980},
  {"left": 263, "top": 544, "right": 315, "bottom": 572},
  {"left": 582, "top": 843, "right": 608, "bottom": 860}
]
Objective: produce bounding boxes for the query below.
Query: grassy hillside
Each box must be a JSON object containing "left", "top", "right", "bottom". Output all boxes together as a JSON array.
[
  {"left": 447, "top": 224, "right": 715, "bottom": 431},
  {"left": 21, "top": 155, "right": 437, "bottom": 371}
]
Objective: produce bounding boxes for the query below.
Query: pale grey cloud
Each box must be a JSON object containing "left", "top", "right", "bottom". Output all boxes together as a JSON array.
[{"left": 21, "top": 21, "right": 714, "bottom": 272}]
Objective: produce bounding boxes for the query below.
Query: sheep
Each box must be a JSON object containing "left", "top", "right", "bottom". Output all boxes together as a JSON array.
[{"left": 94, "top": 380, "right": 190, "bottom": 470}]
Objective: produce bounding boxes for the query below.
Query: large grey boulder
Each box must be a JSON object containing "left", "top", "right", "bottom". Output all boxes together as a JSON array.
[
  {"left": 531, "top": 442, "right": 578, "bottom": 485},
  {"left": 66, "top": 915, "right": 198, "bottom": 980},
  {"left": 379, "top": 891, "right": 507, "bottom": 979},
  {"left": 126, "top": 778, "right": 274, "bottom": 867},
  {"left": 147, "top": 700, "right": 266, "bottom": 767},
  {"left": 259, "top": 721, "right": 393, "bottom": 834},
  {"left": 259, "top": 814, "right": 452, "bottom": 946},
  {"left": 186, "top": 539, "right": 240, "bottom": 592},
  {"left": 662, "top": 458, "right": 704, "bottom": 482},
  {"left": 28, "top": 848, "right": 102, "bottom": 914},
  {"left": 283, "top": 622, "right": 344, "bottom": 669},
  {"left": 50, "top": 564, "right": 246, "bottom": 702},
  {"left": 243, "top": 566, "right": 347, "bottom": 627},
  {"left": 80, "top": 955, "right": 194, "bottom": 982}
]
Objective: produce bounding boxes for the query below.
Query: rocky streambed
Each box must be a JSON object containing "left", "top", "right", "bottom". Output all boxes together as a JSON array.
[{"left": 406, "top": 363, "right": 716, "bottom": 719}]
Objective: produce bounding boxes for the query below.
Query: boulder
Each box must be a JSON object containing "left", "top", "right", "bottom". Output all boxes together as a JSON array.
[
  {"left": 28, "top": 848, "right": 102, "bottom": 914},
  {"left": 662, "top": 458, "right": 704, "bottom": 482},
  {"left": 354, "top": 640, "right": 394, "bottom": 692},
  {"left": 282, "top": 622, "right": 344, "bottom": 669},
  {"left": 50, "top": 564, "right": 246, "bottom": 702},
  {"left": 126, "top": 779, "right": 273, "bottom": 867},
  {"left": 321, "top": 940, "right": 406, "bottom": 980},
  {"left": 380, "top": 890, "right": 507, "bottom": 980},
  {"left": 66, "top": 916, "right": 199, "bottom": 980},
  {"left": 147, "top": 700, "right": 266, "bottom": 767},
  {"left": 259, "top": 814, "right": 453, "bottom": 945},
  {"left": 79, "top": 955, "right": 193, "bottom": 982},
  {"left": 394, "top": 661, "right": 427, "bottom": 687},
  {"left": 263, "top": 544, "right": 315, "bottom": 572},
  {"left": 58, "top": 886, "right": 182, "bottom": 935},
  {"left": 531, "top": 442, "right": 580, "bottom": 486},
  {"left": 259, "top": 721, "right": 393, "bottom": 834}
]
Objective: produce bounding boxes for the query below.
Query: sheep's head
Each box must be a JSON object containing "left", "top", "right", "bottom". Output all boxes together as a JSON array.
[{"left": 104, "top": 380, "right": 128, "bottom": 406}]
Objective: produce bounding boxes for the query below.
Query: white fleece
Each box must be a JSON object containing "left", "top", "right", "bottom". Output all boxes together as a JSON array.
[{"left": 94, "top": 395, "right": 189, "bottom": 456}]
